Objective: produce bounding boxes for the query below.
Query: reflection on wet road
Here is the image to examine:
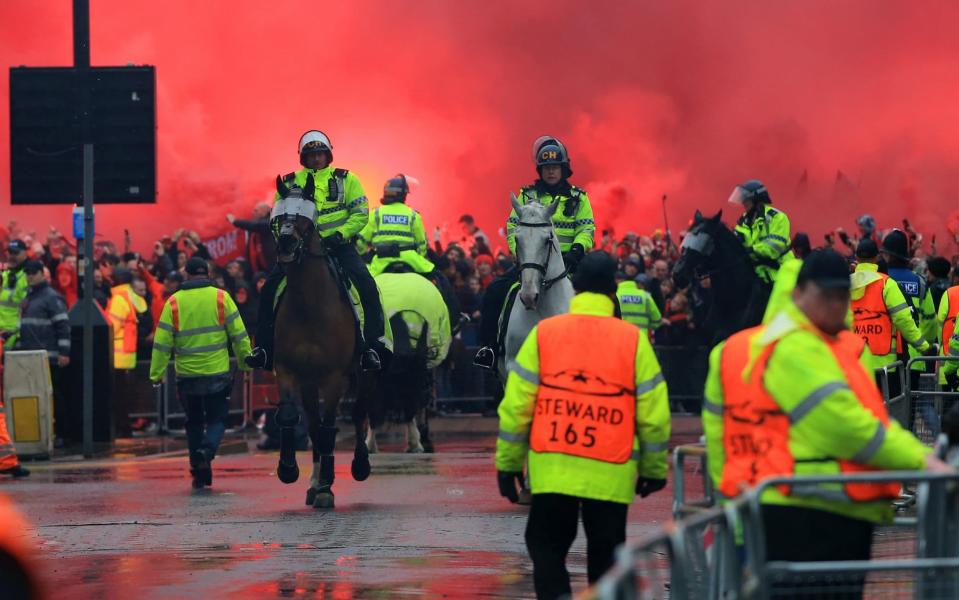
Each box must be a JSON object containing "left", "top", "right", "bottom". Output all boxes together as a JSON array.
[{"left": 3, "top": 423, "right": 699, "bottom": 599}]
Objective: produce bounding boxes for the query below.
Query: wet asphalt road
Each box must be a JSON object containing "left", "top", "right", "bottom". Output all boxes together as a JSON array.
[{"left": 2, "top": 418, "right": 702, "bottom": 599}]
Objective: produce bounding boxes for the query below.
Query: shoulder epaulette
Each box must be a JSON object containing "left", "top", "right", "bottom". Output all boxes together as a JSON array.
[
  {"left": 333, "top": 168, "right": 350, "bottom": 178},
  {"left": 766, "top": 207, "right": 779, "bottom": 216},
  {"left": 282, "top": 172, "right": 296, "bottom": 183}
]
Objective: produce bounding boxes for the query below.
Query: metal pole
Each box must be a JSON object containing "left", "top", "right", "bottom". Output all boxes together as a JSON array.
[
  {"left": 82, "top": 145, "right": 95, "bottom": 458},
  {"left": 73, "top": 0, "right": 90, "bottom": 69}
]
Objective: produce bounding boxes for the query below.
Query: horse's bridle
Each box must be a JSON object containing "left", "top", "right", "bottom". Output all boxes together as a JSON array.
[{"left": 517, "top": 221, "right": 568, "bottom": 290}]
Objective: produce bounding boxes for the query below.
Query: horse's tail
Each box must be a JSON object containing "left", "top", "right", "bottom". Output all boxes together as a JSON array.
[{"left": 387, "top": 313, "right": 431, "bottom": 421}]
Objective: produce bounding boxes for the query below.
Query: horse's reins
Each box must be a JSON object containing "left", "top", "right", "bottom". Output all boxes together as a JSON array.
[{"left": 517, "top": 221, "right": 568, "bottom": 290}]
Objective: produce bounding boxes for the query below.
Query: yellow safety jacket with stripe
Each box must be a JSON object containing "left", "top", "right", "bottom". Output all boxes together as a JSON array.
[
  {"left": 359, "top": 202, "right": 436, "bottom": 276},
  {"left": 616, "top": 281, "right": 662, "bottom": 331},
  {"left": 851, "top": 263, "right": 929, "bottom": 371},
  {"left": 149, "top": 281, "right": 252, "bottom": 381},
  {"left": 0, "top": 268, "right": 28, "bottom": 345},
  {"left": 496, "top": 292, "right": 671, "bottom": 504},
  {"left": 939, "top": 286, "right": 959, "bottom": 379},
  {"left": 506, "top": 184, "right": 595, "bottom": 254},
  {"left": 276, "top": 166, "right": 368, "bottom": 240},
  {"left": 734, "top": 204, "right": 794, "bottom": 283},
  {"left": 703, "top": 301, "right": 931, "bottom": 523},
  {"left": 108, "top": 283, "right": 147, "bottom": 370}
]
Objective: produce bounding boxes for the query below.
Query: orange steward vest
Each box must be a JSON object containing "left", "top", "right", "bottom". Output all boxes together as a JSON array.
[
  {"left": 852, "top": 273, "right": 893, "bottom": 356},
  {"left": 719, "top": 326, "right": 900, "bottom": 501},
  {"left": 943, "top": 286, "right": 959, "bottom": 355},
  {"left": 530, "top": 314, "right": 638, "bottom": 464}
]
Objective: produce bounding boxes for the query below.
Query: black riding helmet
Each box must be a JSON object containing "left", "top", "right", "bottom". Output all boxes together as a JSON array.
[
  {"left": 532, "top": 136, "right": 573, "bottom": 179},
  {"left": 382, "top": 174, "right": 409, "bottom": 204},
  {"left": 572, "top": 251, "right": 618, "bottom": 295},
  {"left": 728, "top": 180, "right": 771, "bottom": 206}
]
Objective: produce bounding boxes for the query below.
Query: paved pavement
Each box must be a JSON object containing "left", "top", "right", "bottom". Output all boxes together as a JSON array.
[{"left": 2, "top": 417, "right": 703, "bottom": 599}]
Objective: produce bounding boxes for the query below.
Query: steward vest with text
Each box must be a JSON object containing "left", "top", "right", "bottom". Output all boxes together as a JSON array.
[
  {"left": 530, "top": 314, "right": 638, "bottom": 463},
  {"left": 852, "top": 274, "right": 893, "bottom": 356},
  {"left": 719, "top": 325, "right": 900, "bottom": 501},
  {"left": 944, "top": 287, "right": 959, "bottom": 355}
]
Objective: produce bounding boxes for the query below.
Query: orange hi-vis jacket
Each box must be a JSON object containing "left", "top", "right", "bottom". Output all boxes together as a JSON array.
[
  {"left": 942, "top": 286, "right": 959, "bottom": 355},
  {"left": 852, "top": 272, "right": 894, "bottom": 356},
  {"left": 718, "top": 324, "right": 900, "bottom": 502},
  {"left": 530, "top": 313, "right": 640, "bottom": 464}
]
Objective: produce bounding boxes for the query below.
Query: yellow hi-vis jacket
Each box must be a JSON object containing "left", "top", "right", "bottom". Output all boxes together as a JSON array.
[
  {"left": 375, "top": 272, "right": 451, "bottom": 369},
  {"left": 703, "top": 301, "right": 930, "bottom": 524},
  {"left": 938, "top": 286, "right": 959, "bottom": 380},
  {"left": 277, "top": 166, "right": 368, "bottom": 240},
  {"left": 149, "top": 281, "right": 252, "bottom": 381},
  {"left": 0, "top": 268, "right": 28, "bottom": 346},
  {"left": 496, "top": 292, "right": 671, "bottom": 504},
  {"left": 506, "top": 183, "right": 595, "bottom": 254},
  {"left": 616, "top": 280, "right": 662, "bottom": 331},
  {"left": 851, "top": 262, "right": 929, "bottom": 371},
  {"left": 108, "top": 283, "right": 147, "bottom": 370},
  {"left": 360, "top": 202, "right": 436, "bottom": 277},
  {"left": 734, "top": 204, "right": 794, "bottom": 284}
]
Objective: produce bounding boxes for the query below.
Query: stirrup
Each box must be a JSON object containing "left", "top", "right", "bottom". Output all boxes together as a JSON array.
[
  {"left": 473, "top": 346, "right": 496, "bottom": 370},
  {"left": 245, "top": 347, "right": 268, "bottom": 369},
  {"left": 361, "top": 348, "right": 382, "bottom": 372}
]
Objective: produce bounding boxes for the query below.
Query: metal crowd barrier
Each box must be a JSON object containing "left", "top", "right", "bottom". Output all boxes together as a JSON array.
[
  {"left": 906, "top": 356, "right": 959, "bottom": 445},
  {"left": 672, "top": 443, "right": 714, "bottom": 520},
  {"left": 876, "top": 360, "right": 908, "bottom": 428},
  {"left": 589, "top": 470, "right": 959, "bottom": 600}
]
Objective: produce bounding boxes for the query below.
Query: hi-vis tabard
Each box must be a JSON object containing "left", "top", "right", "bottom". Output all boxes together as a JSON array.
[
  {"left": 530, "top": 315, "right": 639, "bottom": 463},
  {"left": 719, "top": 325, "right": 900, "bottom": 501},
  {"left": 852, "top": 273, "right": 893, "bottom": 356},
  {"left": 944, "top": 287, "right": 959, "bottom": 355}
]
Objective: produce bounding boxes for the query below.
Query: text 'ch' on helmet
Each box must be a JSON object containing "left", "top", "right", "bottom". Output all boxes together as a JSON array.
[
  {"left": 298, "top": 130, "right": 333, "bottom": 165},
  {"left": 531, "top": 135, "right": 573, "bottom": 177},
  {"left": 383, "top": 174, "right": 410, "bottom": 203},
  {"left": 727, "top": 179, "right": 771, "bottom": 205}
]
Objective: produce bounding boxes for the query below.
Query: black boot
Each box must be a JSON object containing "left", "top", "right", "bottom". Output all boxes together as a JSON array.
[
  {"left": 473, "top": 346, "right": 496, "bottom": 370},
  {"left": 361, "top": 347, "right": 382, "bottom": 372},
  {"left": 245, "top": 347, "right": 268, "bottom": 369},
  {"left": 0, "top": 464, "right": 30, "bottom": 478}
]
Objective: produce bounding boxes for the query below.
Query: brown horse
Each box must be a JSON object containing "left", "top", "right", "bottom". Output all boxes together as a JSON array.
[{"left": 271, "top": 175, "right": 371, "bottom": 509}]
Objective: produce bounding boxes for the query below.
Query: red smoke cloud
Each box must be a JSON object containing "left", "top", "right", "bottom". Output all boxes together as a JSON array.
[{"left": 2, "top": 1, "right": 959, "bottom": 255}]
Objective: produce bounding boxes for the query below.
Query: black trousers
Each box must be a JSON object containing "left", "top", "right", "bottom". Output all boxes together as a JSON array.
[
  {"left": 49, "top": 364, "right": 74, "bottom": 441},
  {"left": 178, "top": 384, "right": 230, "bottom": 464},
  {"left": 478, "top": 268, "right": 518, "bottom": 348},
  {"left": 525, "top": 493, "right": 628, "bottom": 600},
  {"left": 253, "top": 245, "right": 386, "bottom": 362},
  {"left": 762, "top": 505, "right": 874, "bottom": 599}
]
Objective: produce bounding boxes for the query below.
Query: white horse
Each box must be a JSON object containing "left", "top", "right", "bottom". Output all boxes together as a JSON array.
[{"left": 499, "top": 195, "right": 575, "bottom": 382}]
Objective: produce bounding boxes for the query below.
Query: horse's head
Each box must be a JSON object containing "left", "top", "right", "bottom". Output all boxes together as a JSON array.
[
  {"left": 673, "top": 209, "right": 724, "bottom": 288},
  {"left": 272, "top": 175, "right": 321, "bottom": 264},
  {"left": 512, "top": 194, "right": 559, "bottom": 310}
]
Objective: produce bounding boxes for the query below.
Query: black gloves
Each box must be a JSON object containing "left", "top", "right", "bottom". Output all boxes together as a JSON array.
[
  {"left": 564, "top": 243, "right": 585, "bottom": 270},
  {"left": 636, "top": 477, "right": 667, "bottom": 498},
  {"left": 946, "top": 372, "right": 959, "bottom": 391},
  {"left": 924, "top": 342, "right": 940, "bottom": 357},
  {"left": 325, "top": 232, "right": 346, "bottom": 247},
  {"left": 497, "top": 471, "right": 524, "bottom": 503}
]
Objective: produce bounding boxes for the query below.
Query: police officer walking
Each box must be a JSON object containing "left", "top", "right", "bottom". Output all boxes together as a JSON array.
[
  {"left": 496, "top": 251, "right": 670, "bottom": 599},
  {"left": 703, "top": 249, "right": 950, "bottom": 598},
  {"left": 150, "top": 258, "right": 252, "bottom": 488},
  {"left": 475, "top": 136, "right": 595, "bottom": 369}
]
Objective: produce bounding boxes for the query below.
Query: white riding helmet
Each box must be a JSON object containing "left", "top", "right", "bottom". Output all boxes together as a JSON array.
[{"left": 298, "top": 130, "right": 333, "bottom": 163}]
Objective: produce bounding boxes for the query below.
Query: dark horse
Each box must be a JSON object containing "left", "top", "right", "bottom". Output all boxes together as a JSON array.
[
  {"left": 672, "top": 210, "right": 771, "bottom": 344},
  {"left": 272, "top": 175, "right": 371, "bottom": 509}
]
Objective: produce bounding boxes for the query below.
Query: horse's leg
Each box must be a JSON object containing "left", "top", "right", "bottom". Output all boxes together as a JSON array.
[
  {"left": 351, "top": 373, "right": 373, "bottom": 480},
  {"left": 301, "top": 384, "right": 323, "bottom": 507},
  {"left": 310, "top": 377, "right": 346, "bottom": 509},
  {"left": 406, "top": 416, "right": 424, "bottom": 453},
  {"left": 418, "top": 406, "right": 434, "bottom": 454},
  {"left": 274, "top": 371, "right": 301, "bottom": 484}
]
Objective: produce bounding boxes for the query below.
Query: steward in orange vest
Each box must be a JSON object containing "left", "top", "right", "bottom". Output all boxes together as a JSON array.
[
  {"left": 703, "top": 249, "right": 950, "bottom": 596},
  {"left": 106, "top": 268, "right": 147, "bottom": 370},
  {"left": 496, "top": 251, "right": 670, "bottom": 600}
]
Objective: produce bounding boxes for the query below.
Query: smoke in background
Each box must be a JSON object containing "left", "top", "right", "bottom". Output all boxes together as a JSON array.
[{"left": 2, "top": 1, "right": 959, "bottom": 254}]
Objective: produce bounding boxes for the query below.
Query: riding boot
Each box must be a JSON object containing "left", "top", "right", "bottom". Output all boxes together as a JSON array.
[
  {"left": 331, "top": 244, "right": 386, "bottom": 371},
  {"left": 475, "top": 269, "right": 516, "bottom": 369},
  {"left": 247, "top": 265, "right": 284, "bottom": 370}
]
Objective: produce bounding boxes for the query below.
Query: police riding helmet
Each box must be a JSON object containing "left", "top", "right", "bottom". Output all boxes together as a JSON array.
[
  {"left": 382, "top": 174, "right": 410, "bottom": 204},
  {"left": 727, "top": 180, "right": 771, "bottom": 205},
  {"left": 880, "top": 229, "right": 910, "bottom": 260},
  {"left": 298, "top": 130, "right": 333, "bottom": 166},
  {"left": 531, "top": 135, "right": 572, "bottom": 178}
]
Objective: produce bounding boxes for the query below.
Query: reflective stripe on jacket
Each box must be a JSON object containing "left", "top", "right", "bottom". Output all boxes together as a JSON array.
[
  {"left": 734, "top": 204, "right": 794, "bottom": 283},
  {"left": 703, "top": 301, "right": 930, "bottom": 523},
  {"left": 0, "top": 269, "right": 27, "bottom": 335},
  {"left": 939, "top": 287, "right": 959, "bottom": 380},
  {"left": 496, "top": 292, "right": 670, "bottom": 504},
  {"left": 616, "top": 281, "right": 661, "bottom": 331},
  {"left": 14, "top": 282, "right": 70, "bottom": 360},
  {"left": 506, "top": 184, "right": 595, "bottom": 253},
  {"left": 851, "top": 263, "right": 929, "bottom": 371},
  {"left": 361, "top": 203, "right": 436, "bottom": 276},
  {"left": 149, "top": 281, "right": 252, "bottom": 381},
  {"left": 276, "top": 167, "right": 368, "bottom": 239}
]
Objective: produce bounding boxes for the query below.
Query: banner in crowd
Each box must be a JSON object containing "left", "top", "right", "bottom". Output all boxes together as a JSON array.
[{"left": 202, "top": 228, "right": 246, "bottom": 266}]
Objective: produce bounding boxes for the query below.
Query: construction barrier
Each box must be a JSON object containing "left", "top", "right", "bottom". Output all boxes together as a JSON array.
[{"left": 1, "top": 351, "right": 54, "bottom": 457}]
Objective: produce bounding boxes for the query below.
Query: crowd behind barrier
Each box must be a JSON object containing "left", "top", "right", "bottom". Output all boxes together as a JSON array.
[{"left": 588, "top": 355, "right": 959, "bottom": 600}]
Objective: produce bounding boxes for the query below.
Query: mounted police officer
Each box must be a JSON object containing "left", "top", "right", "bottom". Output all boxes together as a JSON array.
[
  {"left": 359, "top": 175, "right": 459, "bottom": 321},
  {"left": 728, "top": 179, "right": 794, "bottom": 285},
  {"left": 247, "top": 130, "right": 386, "bottom": 372},
  {"left": 150, "top": 258, "right": 252, "bottom": 488},
  {"left": 474, "top": 136, "right": 595, "bottom": 370}
]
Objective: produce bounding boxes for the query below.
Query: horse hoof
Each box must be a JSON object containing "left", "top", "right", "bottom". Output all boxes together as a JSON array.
[
  {"left": 351, "top": 457, "right": 371, "bottom": 482},
  {"left": 406, "top": 446, "right": 424, "bottom": 454},
  {"left": 313, "top": 491, "right": 335, "bottom": 509},
  {"left": 305, "top": 487, "right": 317, "bottom": 506},
  {"left": 277, "top": 462, "right": 299, "bottom": 484}
]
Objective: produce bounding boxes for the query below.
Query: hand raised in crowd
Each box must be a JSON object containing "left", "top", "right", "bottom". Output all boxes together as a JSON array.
[{"left": 226, "top": 213, "right": 236, "bottom": 224}]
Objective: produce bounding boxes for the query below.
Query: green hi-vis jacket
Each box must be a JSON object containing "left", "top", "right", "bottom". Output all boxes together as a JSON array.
[
  {"left": 149, "top": 281, "right": 252, "bottom": 381},
  {"left": 0, "top": 268, "right": 28, "bottom": 345},
  {"left": 506, "top": 183, "right": 595, "bottom": 254},
  {"left": 703, "top": 301, "right": 930, "bottom": 524},
  {"left": 375, "top": 272, "right": 451, "bottom": 369},
  {"left": 734, "top": 204, "right": 794, "bottom": 283},
  {"left": 851, "top": 262, "right": 930, "bottom": 372},
  {"left": 277, "top": 166, "right": 368, "bottom": 240},
  {"left": 359, "top": 202, "right": 436, "bottom": 277},
  {"left": 496, "top": 292, "right": 671, "bottom": 505},
  {"left": 616, "top": 281, "right": 662, "bottom": 331}
]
